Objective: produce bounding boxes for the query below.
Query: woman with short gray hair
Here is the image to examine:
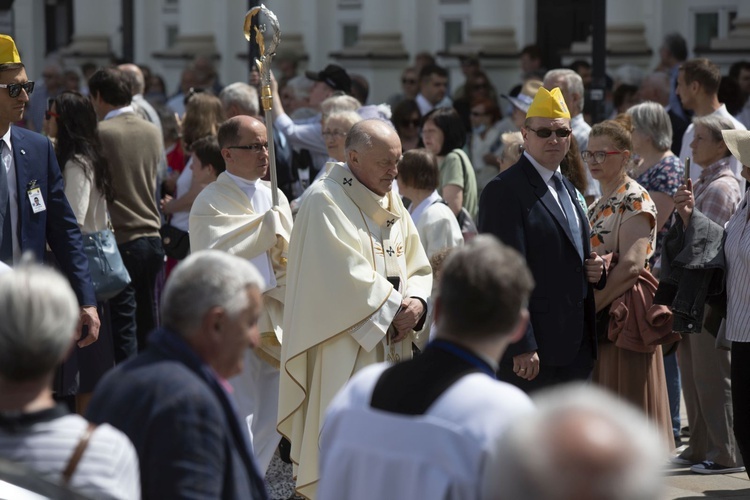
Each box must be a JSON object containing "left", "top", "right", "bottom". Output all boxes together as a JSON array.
[
  {"left": 627, "top": 101, "right": 684, "bottom": 273},
  {"left": 0, "top": 264, "right": 140, "bottom": 499}
]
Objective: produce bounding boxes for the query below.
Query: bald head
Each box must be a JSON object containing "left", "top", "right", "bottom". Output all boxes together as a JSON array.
[
  {"left": 638, "top": 72, "right": 670, "bottom": 106},
  {"left": 117, "top": 63, "right": 145, "bottom": 94},
  {"left": 495, "top": 384, "right": 665, "bottom": 500},
  {"left": 345, "top": 119, "right": 402, "bottom": 196},
  {"left": 543, "top": 411, "right": 634, "bottom": 500}
]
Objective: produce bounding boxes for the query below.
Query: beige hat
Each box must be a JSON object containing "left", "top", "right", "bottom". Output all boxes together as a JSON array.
[
  {"left": 501, "top": 79, "right": 543, "bottom": 114},
  {"left": 722, "top": 129, "right": 750, "bottom": 167}
]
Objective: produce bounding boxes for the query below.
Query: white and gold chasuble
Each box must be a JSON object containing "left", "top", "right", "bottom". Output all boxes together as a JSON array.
[
  {"left": 278, "top": 163, "right": 432, "bottom": 499},
  {"left": 190, "top": 172, "right": 293, "bottom": 366}
]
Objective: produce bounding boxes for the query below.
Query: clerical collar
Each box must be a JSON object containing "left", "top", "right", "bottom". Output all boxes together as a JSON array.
[{"left": 224, "top": 171, "right": 260, "bottom": 189}]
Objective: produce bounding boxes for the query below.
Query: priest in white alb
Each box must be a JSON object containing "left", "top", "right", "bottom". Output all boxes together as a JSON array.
[
  {"left": 278, "top": 119, "right": 433, "bottom": 499},
  {"left": 189, "top": 115, "right": 293, "bottom": 473}
]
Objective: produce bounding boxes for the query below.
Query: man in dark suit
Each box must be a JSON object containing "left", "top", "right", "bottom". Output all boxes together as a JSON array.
[
  {"left": 478, "top": 87, "right": 605, "bottom": 393},
  {"left": 87, "top": 251, "right": 269, "bottom": 499},
  {"left": 0, "top": 34, "right": 99, "bottom": 346}
]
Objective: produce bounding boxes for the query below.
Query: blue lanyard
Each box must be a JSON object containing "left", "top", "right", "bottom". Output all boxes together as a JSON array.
[{"left": 428, "top": 340, "right": 497, "bottom": 378}]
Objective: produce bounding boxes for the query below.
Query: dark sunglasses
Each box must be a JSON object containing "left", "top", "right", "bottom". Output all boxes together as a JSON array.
[
  {"left": 0, "top": 81, "right": 35, "bottom": 98},
  {"left": 44, "top": 111, "right": 59, "bottom": 120},
  {"left": 183, "top": 87, "right": 206, "bottom": 105},
  {"left": 402, "top": 78, "right": 417, "bottom": 85},
  {"left": 227, "top": 142, "right": 269, "bottom": 153},
  {"left": 400, "top": 119, "right": 420, "bottom": 128},
  {"left": 526, "top": 126, "right": 572, "bottom": 139}
]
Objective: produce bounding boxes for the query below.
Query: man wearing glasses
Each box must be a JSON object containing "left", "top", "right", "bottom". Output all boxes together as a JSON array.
[
  {"left": 478, "top": 87, "right": 605, "bottom": 393},
  {"left": 0, "top": 34, "right": 100, "bottom": 347},
  {"left": 190, "top": 115, "right": 293, "bottom": 474}
]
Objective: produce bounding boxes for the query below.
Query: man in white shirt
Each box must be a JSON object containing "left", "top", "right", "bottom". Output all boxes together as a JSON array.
[
  {"left": 415, "top": 64, "right": 453, "bottom": 116},
  {"left": 189, "top": 115, "right": 292, "bottom": 474},
  {"left": 677, "top": 58, "right": 747, "bottom": 183}
]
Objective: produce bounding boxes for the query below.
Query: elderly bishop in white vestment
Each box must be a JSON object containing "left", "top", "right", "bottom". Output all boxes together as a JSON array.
[{"left": 278, "top": 159, "right": 432, "bottom": 499}]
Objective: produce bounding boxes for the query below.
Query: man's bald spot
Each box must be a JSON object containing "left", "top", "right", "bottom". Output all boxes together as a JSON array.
[
  {"left": 346, "top": 119, "right": 399, "bottom": 153},
  {"left": 544, "top": 410, "right": 633, "bottom": 498},
  {"left": 218, "top": 114, "right": 266, "bottom": 149},
  {"left": 231, "top": 114, "right": 265, "bottom": 131}
]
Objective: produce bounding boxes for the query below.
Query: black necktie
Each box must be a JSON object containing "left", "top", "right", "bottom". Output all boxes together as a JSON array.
[
  {"left": 0, "top": 140, "right": 12, "bottom": 263},
  {"left": 552, "top": 172, "right": 583, "bottom": 260}
]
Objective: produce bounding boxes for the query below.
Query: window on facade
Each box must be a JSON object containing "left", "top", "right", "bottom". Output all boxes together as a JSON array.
[
  {"left": 694, "top": 7, "right": 737, "bottom": 50},
  {"left": 166, "top": 25, "right": 179, "bottom": 48},
  {"left": 443, "top": 20, "right": 463, "bottom": 52},
  {"left": 343, "top": 24, "right": 359, "bottom": 48}
]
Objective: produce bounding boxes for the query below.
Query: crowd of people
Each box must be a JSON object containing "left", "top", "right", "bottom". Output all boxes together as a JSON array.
[{"left": 3, "top": 27, "right": 750, "bottom": 500}]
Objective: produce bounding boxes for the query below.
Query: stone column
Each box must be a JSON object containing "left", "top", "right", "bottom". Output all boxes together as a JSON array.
[
  {"left": 151, "top": 0, "right": 219, "bottom": 95},
  {"left": 159, "top": 0, "right": 218, "bottom": 58},
  {"left": 447, "top": 0, "right": 520, "bottom": 101},
  {"left": 60, "top": 0, "right": 118, "bottom": 67},
  {"left": 565, "top": 0, "right": 652, "bottom": 73},
  {"left": 332, "top": 0, "right": 408, "bottom": 104},
  {"left": 265, "top": 0, "right": 308, "bottom": 67}
]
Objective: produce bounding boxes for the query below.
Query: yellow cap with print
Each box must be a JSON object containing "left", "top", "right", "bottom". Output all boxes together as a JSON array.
[{"left": 526, "top": 86, "right": 570, "bottom": 119}]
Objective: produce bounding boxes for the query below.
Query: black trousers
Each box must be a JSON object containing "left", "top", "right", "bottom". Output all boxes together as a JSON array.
[
  {"left": 731, "top": 341, "right": 750, "bottom": 480},
  {"left": 109, "top": 236, "right": 165, "bottom": 362}
]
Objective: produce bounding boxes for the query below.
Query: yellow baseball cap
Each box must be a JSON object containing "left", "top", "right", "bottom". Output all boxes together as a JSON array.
[
  {"left": 0, "top": 35, "right": 20, "bottom": 64},
  {"left": 526, "top": 86, "right": 570, "bottom": 119}
]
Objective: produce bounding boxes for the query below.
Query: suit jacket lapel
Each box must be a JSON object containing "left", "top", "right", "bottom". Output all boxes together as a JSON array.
[
  {"left": 563, "top": 175, "right": 591, "bottom": 254},
  {"left": 521, "top": 159, "right": 578, "bottom": 249}
]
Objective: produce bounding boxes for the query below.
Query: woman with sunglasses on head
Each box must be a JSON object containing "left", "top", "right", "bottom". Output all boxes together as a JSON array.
[
  {"left": 585, "top": 115, "right": 674, "bottom": 451},
  {"left": 46, "top": 90, "right": 115, "bottom": 413},
  {"left": 421, "top": 107, "right": 478, "bottom": 219}
]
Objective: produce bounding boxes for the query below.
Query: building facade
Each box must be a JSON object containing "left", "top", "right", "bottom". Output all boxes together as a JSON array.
[{"left": 5, "top": 0, "right": 750, "bottom": 104}]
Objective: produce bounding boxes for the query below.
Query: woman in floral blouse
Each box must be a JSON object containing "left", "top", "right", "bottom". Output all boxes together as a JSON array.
[{"left": 584, "top": 116, "right": 673, "bottom": 451}]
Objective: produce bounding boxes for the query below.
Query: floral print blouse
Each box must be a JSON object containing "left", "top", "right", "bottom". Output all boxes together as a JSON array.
[
  {"left": 635, "top": 155, "right": 684, "bottom": 268},
  {"left": 587, "top": 178, "right": 658, "bottom": 265}
]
